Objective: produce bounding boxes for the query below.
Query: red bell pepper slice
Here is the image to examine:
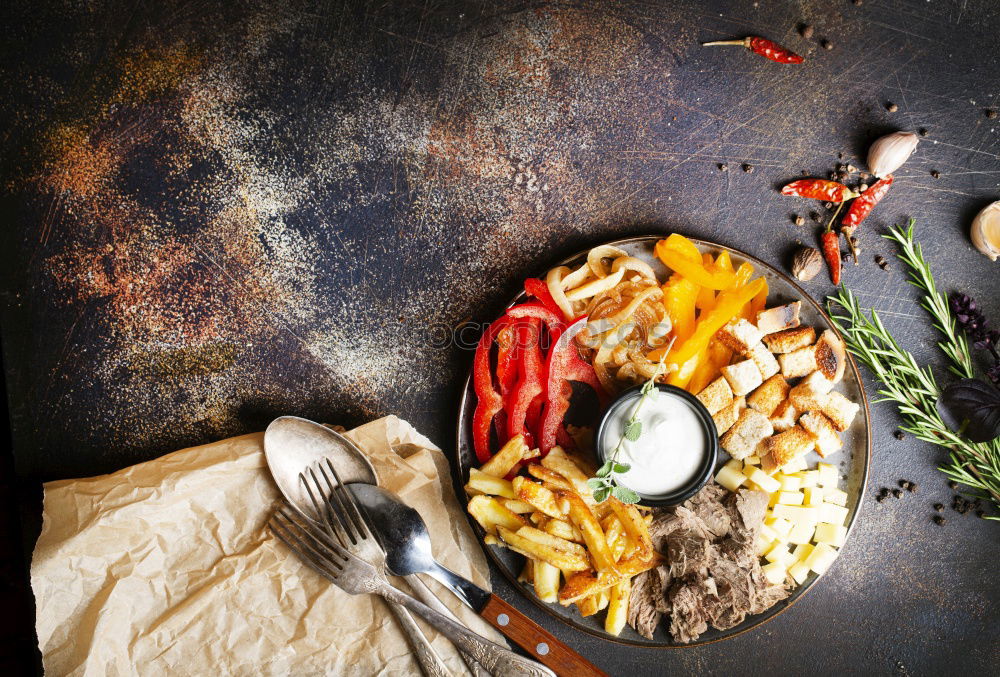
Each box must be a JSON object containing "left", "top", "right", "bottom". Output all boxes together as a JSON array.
[
  {"left": 506, "top": 302, "right": 563, "bottom": 337},
  {"left": 537, "top": 317, "right": 605, "bottom": 453},
  {"left": 524, "top": 278, "right": 562, "bottom": 317},
  {"left": 506, "top": 320, "right": 544, "bottom": 446},
  {"left": 494, "top": 323, "right": 520, "bottom": 398},
  {"left": 472, "top": 316, "right": 508, "bottom": 464}
]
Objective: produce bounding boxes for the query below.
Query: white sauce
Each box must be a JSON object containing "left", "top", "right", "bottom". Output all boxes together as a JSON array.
[{"left": 602, "top": 390, "right": 708, "bottom": 497}]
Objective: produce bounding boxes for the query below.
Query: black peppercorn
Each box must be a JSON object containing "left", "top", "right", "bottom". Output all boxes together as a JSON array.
[
  {"left": 934, "top": 503, "right": 944, "bottom": 512},
  {"left": 930, "top": 170, "right": 940, "bottom": 179},
  {"left": 897, "top": 479, "right": 908, "bottom": 488},
  {"left": 909, "top": 483, "right": 918, "bottom": 493},
  {"left": 719, "top": 163, "right": 728, "bottom": 171},
  {"left": 875, "top": 255, "right": 889, "bottom": 270},
  {"left": 948, "top": 481, "right": 958, "bottom": 489},
  {"left": 933, "top": 515, "right": 945, "bottom": 526},
  {"left": 794, "top": 215, "right": 805, "bottom": 226},
  {"left": 919, "top": 128, "right": 929, "bottom": 137},
  {"left": 822, "top": 39, "right": 833, "bottom": 50},
  {"left": 886, "top": 102, "right": 898, "bottom": 113},
  {"left": 801, "top": 24, "right": 814, "bottom": 39},
  {"left": 893, "top": 430, "right": 905, "bottom": 440},
  {"left": 892, "top": 488, "right": 903, "bottom": 498},
  {"left": 987, "top": 109, "right": 998, "bottom": 119},
  {"left": 742, "top": 163, "right": 753, "bottom": 173}
]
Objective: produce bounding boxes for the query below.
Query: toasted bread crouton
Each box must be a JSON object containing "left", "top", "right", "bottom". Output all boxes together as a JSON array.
[
  {"left": 763, "top": 326, "right": 816, "bottom": 354},
  {"left": 721, "top": 359, "right": 764, "bottom": 396},
  {"left": 712, "top": 396, "right": 745, "bottom": 435},
  {"left": 756, "top": 302, "right": 802, "bottom": 335},
  {"left": 749, "top": 343, "right": 780, "bottom": 380},
  {"left": 716, "top": 319, "right": 764, "bottom": 355},
  {"left": 769, "top": 399, "right": 799, "bottom": 431},
  {"left": 720, "top": 408, "right": 774, "bottom": 460},
  {"left": 747, "top": 374, "right": 790, "bottom": 417},
  {"left": 799, "top": 411, "right": 843, "bottom": 457},
  {"left": 760, "top": 426, "right": 816, "bottom": 473},
  {"left": 697, "top": 376, "right": 734, "bottom": 415},
  {"left": 778, "top": 345, "right": 818, "bottom": 378},
  {"left": 788, "top": 373, "right": 833, "bottom": 411},
  {"left": 820, "top": 391, "right": 860, "bottom": 431},
  {"left": 814, "top": 329, "right": 848, "bottom": 383}
]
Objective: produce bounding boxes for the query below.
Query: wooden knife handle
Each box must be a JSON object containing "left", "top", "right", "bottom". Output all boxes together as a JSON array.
[{"left": 480, "top": 594, "right": 608, "bottom": 677}]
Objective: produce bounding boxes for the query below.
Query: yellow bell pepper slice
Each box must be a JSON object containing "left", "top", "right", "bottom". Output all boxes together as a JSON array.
[
  {"left": 714, "top": 250, "right": 733, "bottom": 273},
  {"left": 663, "top": 233, "right": 702, "bottom": 260},
  {"left": 656, "top": 277, "right": 766, "bottom": 367},
  {"left": 655, "top": 239, "right": 737, "bottom": 290},
  {"left": 750, "top": 277, "right": 769, "bottom": 316},
  {"left": 662, "top": 275, "right": 699, "bottom": 343},
  {"left": 668, "top": 348, "right": 704, "bottom": 390},
  {"left": 695, "top": 254, "right": 717, "bottom": 312}
]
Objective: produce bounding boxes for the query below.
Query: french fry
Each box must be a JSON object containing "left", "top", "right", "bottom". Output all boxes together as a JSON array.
[
  {"left": 577, "top": 594, "right": 601, "bottom": 617},
  {"left": 513, "top": 476, "right": 566, "bottom": 518},
  {"left": 529, "top": 512, "right": 547, "bottom": 526},
  {"left": 541, "top": 446, "right": 595, "bottom": 498},
  {"left": 543, "top": 518, "right": 584, "bottom": 543},
  {"left": 480, "top": 434, "right": 539, "bottom": 478},
  {"left": 496, "top": 526, "right": 590, "bottom": 572},
  {"left": 518, "top": 559, "right": 534, "bottom": 584},
  {"left": 560, "top": 490, "right": 618, "bottom": 574},
  {"left": 609, "top": 498, "right": 653, "bottom": 560},
  {"left": 604, "top": 578, "right": 631, "bottom": 636},
  {"left": 466, "top": 468, "right": 515, "bottom": 498},
  {"left": 516, "top": 526, "right": 589, "bottom": 559},
  {"left": 467, "top": 495, "right": 528, "bottom": 535},
  {"left": 533, "top": 560, "right": 560, "bottom": 603},
  {"left": 526, "top": 464, "right": 575, "bottom": 493},
  {"left": 597, "top": 589, "right": 610, "bottom": 611},
  {"left": 590, "top": 500, "right": 612, "bottom": 521},
  {"left": 484, "top": 534, "right": 500, "bottom": 546},
  {"left": 558, "top": 570, "right": 619, "bottom": 605},
  {"left": 499, "top": 498, "right": 534, "bottom": 514},
  {"left": 601, "top": 515, "right": 627, "bottom": 562}
]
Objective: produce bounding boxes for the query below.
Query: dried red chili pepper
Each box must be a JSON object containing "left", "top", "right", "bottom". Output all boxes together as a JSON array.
[
  {"left": 842, "top": 175, "right": 894, "bottom": 229},
  {"left": 821, "top": 230, "right": 841, "bottom": 285},
  {"left": 702, "top": 36, "right": 804, "bottom": 64},
  {"left": 781, "top": 179, "right": 860, "bottom": 202}
]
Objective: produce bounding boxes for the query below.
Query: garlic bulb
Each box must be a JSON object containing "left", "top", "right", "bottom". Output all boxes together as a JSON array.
[
  {"left": 867, "top": 131, "right": 919, "bottom": 178},
  {"left": 971, "top": 201, "right": 1000, "bottom": 262}
]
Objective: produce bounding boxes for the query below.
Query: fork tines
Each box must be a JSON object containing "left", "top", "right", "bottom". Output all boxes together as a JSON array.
[
  {"left": 268, "top": 505, "right": 348, "bottom": 578},
  {"left": 297, "top": 459, "right": 375, "bottom": 549}
]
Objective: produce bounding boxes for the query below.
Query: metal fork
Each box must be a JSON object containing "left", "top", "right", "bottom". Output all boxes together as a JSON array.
[
  {"left": 301, "top": 462, "right": 490, "bottom": 677},
  {"left": 296, "top": 464, "right": 451, "bottom": 677},
  {"left": 270, "top": 474, "right": 554, "bottom": 676}
]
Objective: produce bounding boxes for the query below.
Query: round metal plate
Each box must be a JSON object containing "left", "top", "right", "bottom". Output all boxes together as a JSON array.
[{"left": 452, "top": 235, "right": 871, "bottom": 648}]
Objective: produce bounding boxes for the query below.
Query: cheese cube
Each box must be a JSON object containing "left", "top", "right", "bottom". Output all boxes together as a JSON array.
[
  {"left": 792, "top": 543, "right": 815, "bottom": 562},
  {"left": 756, "top": 534, "right": 776, "bottom": 555},
  {"left": 798, "top": 470, "right": 820, "bottom": 487},
  {"left": 788, "top": 521, "right": 815, "bottom": 545},
  {"left": 819, "top": 502, "right": 850, "bottom": 526},
  {"left": 789, "top": 560, "right": 811, "bottom": 585},
  {"left": 761, "top": 561, "right": 787, "bottom": 585},
  {"left": 803, "top": 486, "right": 825, "bottom": 507},
  {"left": 777, "top": 491, "right": 805, "bottom": 506},
  {"left": 747, "top": 467, "right": 782, "bottom": 493},
  {"left": 744, "top": 455, "right": 761, "bottom": 466},
  {"left": 759, "top": 523, "right": 779, "bottom": 544},
  {"left": 776, "top": 473, "right": 802, "bottom": 492},
  {"left": 764, "top": 542, "right": 794, "bottom": 566},
  {"left": 770, "top": 517, "right": 794, "bottom": 540},
  {"left": 805, "top": 542, "right": 839, "bottom": 574},
  {"left": 715, "top": 463, "right": 747, "bottom": 492},
  {"left": 814, "top": 523, "right": 848, "bottom": 548},
  {"left": 781, "top": 456, "right": 808, "bottom": 473},
  {"left": 772, "top": 504, "right": 820, "bottom": 524},
  {"left": 825, "top": 487, "right": 849, "bottom": 507},
  {"left": 817, "top": 463, "right": 839, "bottom": 488}
]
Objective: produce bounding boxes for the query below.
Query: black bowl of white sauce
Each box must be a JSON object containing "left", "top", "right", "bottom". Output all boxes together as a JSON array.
[{"left": 595, "top": 383, "right": 719, "bottom": 507}]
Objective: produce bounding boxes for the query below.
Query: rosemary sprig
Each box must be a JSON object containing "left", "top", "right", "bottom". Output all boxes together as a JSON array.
[
  {"left": 827, "top": 222, "right": 1000, "bottom": 517},
  {"left": 884, "top": 220, "right": 975, "bottom": 379}
]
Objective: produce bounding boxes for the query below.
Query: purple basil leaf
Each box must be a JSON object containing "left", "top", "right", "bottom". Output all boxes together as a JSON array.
[{"left": 940, "top": 379, "right": 1000, "bottom": 443}]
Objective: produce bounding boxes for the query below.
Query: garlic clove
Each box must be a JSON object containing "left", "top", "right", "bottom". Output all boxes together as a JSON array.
[
  {"left": 867, "top": 131, "right": 919, "bottom": 178},
  {"left": 971, "top": 201, "right": 1000, "bottom": 262}
]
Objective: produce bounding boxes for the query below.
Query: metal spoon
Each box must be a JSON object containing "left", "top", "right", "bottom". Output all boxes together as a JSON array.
[{"left": 264, "top": 416, "right": 488, "bottom": 677}]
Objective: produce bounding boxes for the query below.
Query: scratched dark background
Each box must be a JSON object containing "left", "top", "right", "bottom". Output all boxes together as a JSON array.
[{"left": 1, "top": 0, "right": 999, "bottom": 673}]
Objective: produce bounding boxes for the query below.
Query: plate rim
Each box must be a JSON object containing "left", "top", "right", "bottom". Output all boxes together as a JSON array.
[{"left": 451, "top": 234, "right": 872, "bottom": 648}]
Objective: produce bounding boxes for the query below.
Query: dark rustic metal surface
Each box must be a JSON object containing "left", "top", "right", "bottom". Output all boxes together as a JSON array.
[{"left": 1, "top": 0, "right": 998, "bottom": 673}]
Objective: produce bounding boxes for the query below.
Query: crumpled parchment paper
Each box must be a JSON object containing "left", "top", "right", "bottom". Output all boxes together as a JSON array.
[{"left": 31, "top": 415, "right": 503, "bottom": 676}]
